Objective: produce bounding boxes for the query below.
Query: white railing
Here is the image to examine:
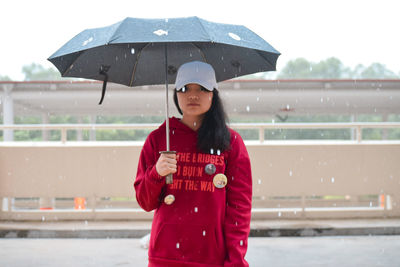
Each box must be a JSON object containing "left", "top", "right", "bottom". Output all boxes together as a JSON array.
[{"left": 1, "top": 122, "right": 399, "bottom": 143}]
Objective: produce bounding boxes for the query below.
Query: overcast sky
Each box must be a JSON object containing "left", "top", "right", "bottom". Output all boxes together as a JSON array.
[{"left": 1, "top": 0, "right": 399, "bottom": 80}]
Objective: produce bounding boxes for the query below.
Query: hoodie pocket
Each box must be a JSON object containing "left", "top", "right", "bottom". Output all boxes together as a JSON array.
[{"left": 152, "top": 223, "right": 223, "bottom": 264}]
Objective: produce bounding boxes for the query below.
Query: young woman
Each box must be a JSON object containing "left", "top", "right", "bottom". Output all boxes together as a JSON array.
[{"left": 134, "top": 61, "right": 252, "bottom": 267}]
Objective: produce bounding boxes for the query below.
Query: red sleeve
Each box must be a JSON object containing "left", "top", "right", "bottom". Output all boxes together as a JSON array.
[
  {"left": 223, "top": 132, "right": 252, "bottom": 267},
  {"left": 134, "top": 134, "right": 165, "bottom": 212}
]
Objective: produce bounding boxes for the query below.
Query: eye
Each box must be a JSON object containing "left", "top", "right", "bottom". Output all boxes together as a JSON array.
[
  {"left": 177, "top": 86, "right": 187, "bottom": 93},
  {"left": 200, "top": 86, "right": 208, "bottom": 92}
]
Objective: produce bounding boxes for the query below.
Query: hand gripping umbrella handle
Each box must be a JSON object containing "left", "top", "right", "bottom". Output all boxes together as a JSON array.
[{"left": 159, "top": 151, "right": 176, "bottom": 184}]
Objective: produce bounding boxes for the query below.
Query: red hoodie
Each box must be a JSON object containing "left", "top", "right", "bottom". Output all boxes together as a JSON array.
[{"left": 134, "top": 117, "right": 252, "bottom": 267}]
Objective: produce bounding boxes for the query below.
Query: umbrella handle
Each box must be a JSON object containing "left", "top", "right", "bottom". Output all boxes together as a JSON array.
[{"left": 166, "top": 174, "right": 173, "bottom": 185}]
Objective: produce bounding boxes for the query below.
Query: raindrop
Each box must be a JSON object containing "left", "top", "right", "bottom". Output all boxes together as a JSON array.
[
  {"left": 82, "top": 37, "right": 93, "bottom": 46},
  {"left": 257, "top": 179, "right": 262, "bottom": 184},
  {"left": 331, "top": 177, "right": 335, "bottom": 183},
  {"left": 217, "top": 149, "right": 221, "bottom": 156},
  {"left": 189, "top": 52, "right": 192, "bottom": 57},
  {"left": 235, "top": 221, "right": 238, "bottom": 226},
  {"left": 228, "top": 32, "right": 241, "bottom": 41},
  {"left": 202, "top": 230, "right": 206, "bottom": 236},
  {"left": 131, "top": 48, "right": 135, "bottom": 54},
  {"left": 165, "top": 18, "right": 169, "bottom": 23},
  {"left": 370, "top": 202, "right": 373, "bottom": 207},
  {"left": 239, "top": 240, "right": 244, "bottom": 246},
  {"left": 289, "top": 170, "right": 293, "bottom": 176},
  {"left": 85, "top": 220, "right": 88, "bottom": 226},
  {"left": 232, "top": 176, "right": 234, "bottom": 181},
  {"left": 286, "top": 104, "right": 290, "bottom": 110},
  {"left": 176, "top": 243, "right": 180, "bottom": 249},
  {"left": 272, "top": 119, "right": 275, "bottom": 123},
  {"left": 256, "top": 97, "right": 260, "bottom": 102},
  {"left": 194, "top": 207, "right": 198, "bottom": 213},
  {"left": 221, "top": 56, "right": 224, "bottom": 61},
  {"left": 181, "top": 87, "right": 186, "bottom": 93},
  {"left": 153, "top": 29, "right": 168, "bottom": 36},
  {"left": 246, "top": 106, "right": 250, "bottom": 112},
  {"left": 320, "top": 98, "right": 324, "bottom": 103},
  {"left": 42, "top": 216, "right": 45, "bottom": 221},
  {"left": 320, "top": 178, "right": 324, "bottom": 183},
  {"left": 193, "top": 122, "right": 197, "bottom": 127},
  {"left": 278, "top": 211, "right": 282, "bottom": 217},
  {"left": 210, "top": 148, "right": 214, "bottom": 154}
]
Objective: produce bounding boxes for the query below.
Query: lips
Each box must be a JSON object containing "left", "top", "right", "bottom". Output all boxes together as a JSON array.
[{"left": 187, "top": 103, "right": 200, "bottom": 106}]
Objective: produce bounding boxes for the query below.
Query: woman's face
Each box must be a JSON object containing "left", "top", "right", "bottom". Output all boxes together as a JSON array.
[{"left": 176, "top": 83, "right": 213, "bottom": 118}]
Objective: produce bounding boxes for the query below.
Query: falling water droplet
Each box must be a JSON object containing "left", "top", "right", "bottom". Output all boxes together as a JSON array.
[
  {"left": 240, "top": 240, "right": 243, "bottom": 246},
  {"left": 176, "top": 243, "right": 180, "bottom": 249},
  {"left": 203, "top": 230, "right": 206, "bottom": 236},
  {"left": 258, "top": 179, "right": 262, "bottom": 184},
  {"left": 331, "top": 177, "right": 335, "bottom": 183},
  {"left": 210, "top": 148, "right": 214, "bottom": 154},
  {"left": 194, "top": 207, "right": 198, "bottom": 213},
  {"left": 131, "top": 48, "right": 135, "bottom": 54},
  {"left": 217, "top": 149, "right": 221, "bottom": 156},
  {"left": 246, "top": 106, "right": 250, "bottom": 112},
  {"left": 278, "top": 211, "right": 282, "bottom": 217},
  {"left": 289, "top": 170, "right": 293, "bottom": 176}
]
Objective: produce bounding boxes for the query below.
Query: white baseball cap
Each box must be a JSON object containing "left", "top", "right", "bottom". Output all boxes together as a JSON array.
[{"left": 174, "top": 61, "right": 218, "bottom": 91}]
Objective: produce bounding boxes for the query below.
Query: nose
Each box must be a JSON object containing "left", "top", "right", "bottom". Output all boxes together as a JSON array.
[{"left": 188, "top": 94, "right": 199, "bottom": 100}]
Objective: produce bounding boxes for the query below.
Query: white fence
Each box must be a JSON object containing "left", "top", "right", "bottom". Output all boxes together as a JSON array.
[{"left": 1, "top": 122, "right": 399, "bottom": 221}]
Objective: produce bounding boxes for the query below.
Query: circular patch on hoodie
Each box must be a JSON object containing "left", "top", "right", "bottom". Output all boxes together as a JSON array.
[
  {"left": 213, "top": 174, "right": 227, "bottom": 188},
  {"left": 164, "top": 194, "right": 175, "bottom": 205},
  {"left": 205, "top": 163, "right": 216, "bottom": 175}
]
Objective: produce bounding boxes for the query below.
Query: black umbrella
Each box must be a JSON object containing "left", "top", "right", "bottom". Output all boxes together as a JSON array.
[{"left": 48, "top": 16, "right": 280, "bottom": 183}]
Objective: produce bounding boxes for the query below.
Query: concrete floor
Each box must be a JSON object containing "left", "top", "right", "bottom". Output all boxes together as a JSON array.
[{"left": 1, "top": 236, "right": 399, "bottom": 267}]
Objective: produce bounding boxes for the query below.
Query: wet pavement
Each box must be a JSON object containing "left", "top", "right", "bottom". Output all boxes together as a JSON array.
[{"left": 1, "top": 235, "right": 399, "bottom": 267}]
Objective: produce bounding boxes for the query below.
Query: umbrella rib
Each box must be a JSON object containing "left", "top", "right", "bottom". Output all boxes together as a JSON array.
[
  {"left": 129, "top": 43, "right": 151, "bottom": 87},
  {"left": 61, "top": 51, "right": 86, "bottom": 77},
  {"left": 191, "top": 43, "right": 208, "bottom": 63},
  {"left": 256, "top": 50, "right": 278, "bottom": 71}
]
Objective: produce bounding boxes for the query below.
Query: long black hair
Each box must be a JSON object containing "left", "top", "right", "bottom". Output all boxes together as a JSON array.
[{"left": 173, "top": 89, "right": 231, "bottom": 153}]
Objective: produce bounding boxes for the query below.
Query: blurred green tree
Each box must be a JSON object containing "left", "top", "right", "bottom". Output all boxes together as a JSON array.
[{"left": 22, "top": 63, "right": 62, "bottom": 81}]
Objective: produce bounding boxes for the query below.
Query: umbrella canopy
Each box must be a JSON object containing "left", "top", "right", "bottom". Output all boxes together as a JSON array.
[
  {"left": 48, "top": 16, "right": 280, "bottom": 88},
  {"left": 48, "top": 16, "right": 280, "bottom": 184}
]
